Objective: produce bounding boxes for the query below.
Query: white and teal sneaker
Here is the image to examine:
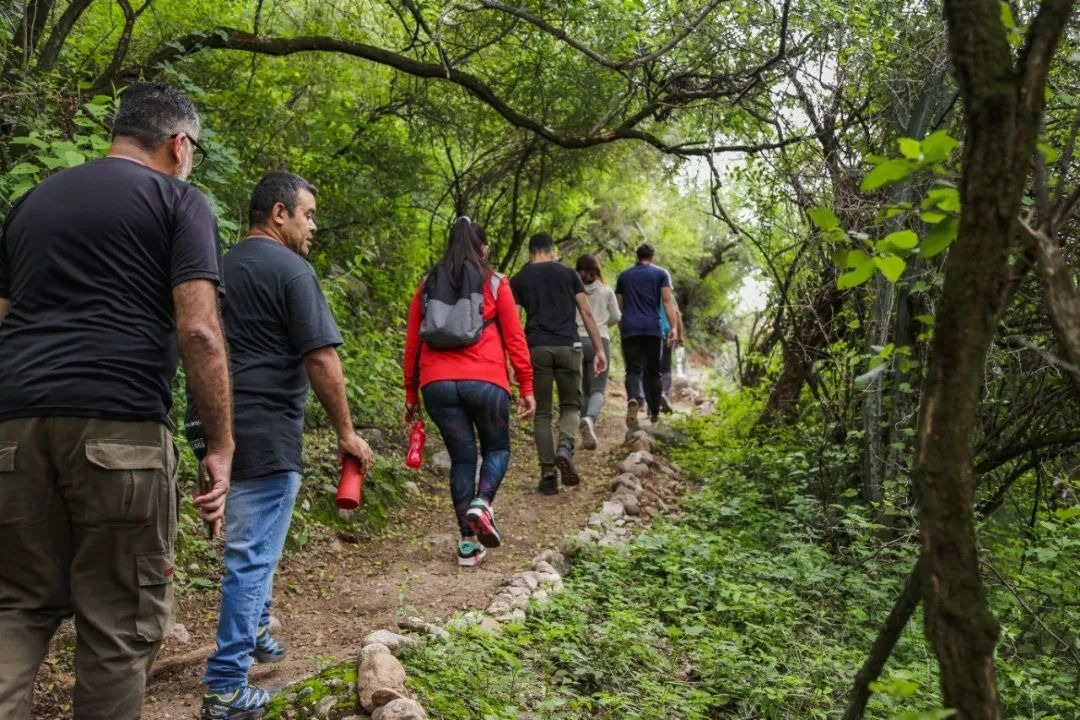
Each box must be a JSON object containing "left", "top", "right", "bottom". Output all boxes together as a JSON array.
[{"left": 457, "top": 539, "right": 487, "bottom": 567}]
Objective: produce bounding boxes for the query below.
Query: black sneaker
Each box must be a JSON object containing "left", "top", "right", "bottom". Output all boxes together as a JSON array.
[
  {"left": 555, "top": 446, "right": 580, "bottom": 486},
  {"left": 537, "top": 473, "right": 559, "bottom": 495},
  {"left": 201, "top": 686, "right": 271, "bottom": 719},
  {"left": 660, "top": 394, "right": 674, "bottom": 414},
  {"left": 650, "top": 413, "right": 660, "bottom": 424},
  {"left": 253, "top": 625, "right": 287, "bottom": 663}
]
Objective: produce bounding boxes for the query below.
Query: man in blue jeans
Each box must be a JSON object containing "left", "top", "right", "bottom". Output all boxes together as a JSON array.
[
  {"left": 615, "top": 244, "right": 680, "bottom": 426},
  {"left": 195, "top": 173, "right": 373, "bottom": 719}
]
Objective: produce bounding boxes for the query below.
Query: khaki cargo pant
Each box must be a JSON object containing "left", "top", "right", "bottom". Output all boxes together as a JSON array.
[
  {"left": 530, "top": 344, "right": 584, "bottom": 475},
  {"left": 0, "top": 417, "right": 177, "bottom": 720}
]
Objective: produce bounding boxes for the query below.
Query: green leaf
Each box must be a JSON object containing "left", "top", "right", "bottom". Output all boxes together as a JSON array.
[
  {"left": 845, "top": 249, "right": 871, "bottom": 268},
  {"left": 920, "top": 210, "right": 947, "bottom": 224},
  {"left": 924, "top": 186, "right": 961, "bottom": 212},
  {"left": 8, "top": 162, "right": 39, "bottom": 175},
  {"left": 838, "top": 257, "right": 874, "bottom": 289},
  {"left": 1037, "top": 142, "right": 1061, "bottom": 163},
  {"left": 62, "top": 150, "right": 86, "bottom": 167},
  {"left": 898, "top": 137, "right": 922, "bottom": 159},
  {"left": 882, "top": 229, "right": 918, "bottom": 250},
  {"left": 921, "top": 131, "right": 960, "bottom": 163},
  {"left": 862, "top": 159, "right": 913, "bottom": 191},
  {"left": 921, "top": 216, "right": 959, "bottom": 257},
  {"left": 999, "top": 1, "right": 1016, "bottom": 29},
  {"left": 808, "top": 207, "right": 840, "bottom": 232},
  {"left": 874, "top": 255, "right": 906, "bottom": 282}
]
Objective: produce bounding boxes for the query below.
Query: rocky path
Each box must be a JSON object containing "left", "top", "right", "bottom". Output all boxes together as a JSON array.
[{"left": 139, "top": 387, "right": 654, "bottom": 719}]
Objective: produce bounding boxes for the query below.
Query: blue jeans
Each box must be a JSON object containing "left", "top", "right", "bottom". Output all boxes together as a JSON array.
[
  {"left": 422, "top": 381, "right": 510, "bottom": 536},
  {"left": 203, "top": 471, "right": 301, "bottom": 693}
]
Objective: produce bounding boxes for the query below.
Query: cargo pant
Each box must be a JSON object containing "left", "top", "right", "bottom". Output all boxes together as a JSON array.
[
  {"left": 529, "top": 344, "right": 583, "bottom": 476},
  {"left": 0, "top": 417, "right": 178, "bottom": 720}
]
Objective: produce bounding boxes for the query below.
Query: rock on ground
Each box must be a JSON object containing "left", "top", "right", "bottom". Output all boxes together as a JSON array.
[
  {"left": 372, "top": 698, "right": 428, "bottom": 720},
  {"left": 357, "top": 644, "right": 408, "bottom": 712}
]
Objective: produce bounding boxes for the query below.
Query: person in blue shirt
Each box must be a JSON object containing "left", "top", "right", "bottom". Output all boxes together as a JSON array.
[{"left": 614, "top": 244, "right": 680, "bottom": 426}]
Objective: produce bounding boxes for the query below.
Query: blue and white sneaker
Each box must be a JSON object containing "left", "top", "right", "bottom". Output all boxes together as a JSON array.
[
  {"left": 457, "top": 539, "right": 487, "bottom": 567},
  {"left": 253, "top": 625, "right": 287, "bottom": 663},
  {"left": 201, "top": 685, "right": 271, "bottom": 719}
]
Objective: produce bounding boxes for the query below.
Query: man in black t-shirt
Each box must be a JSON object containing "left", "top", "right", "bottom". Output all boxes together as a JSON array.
[
  {"left": 510, "top": 233, "right": 607, "bottom": 495},
  {"left": 197, "top": 173, "right": 374, "bottom": 719},
  {"left": 0, "top": 82, "right": 232, "bottom": 719}
]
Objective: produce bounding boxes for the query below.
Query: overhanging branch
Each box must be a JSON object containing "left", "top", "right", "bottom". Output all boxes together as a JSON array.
[{"left": 105, "top": 28, "right": 800, "bottom": 157}]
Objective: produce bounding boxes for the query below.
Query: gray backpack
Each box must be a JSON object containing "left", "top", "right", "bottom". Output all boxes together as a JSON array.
[{"left": 419, "top": 263, "right": 502, "bottom": 349}]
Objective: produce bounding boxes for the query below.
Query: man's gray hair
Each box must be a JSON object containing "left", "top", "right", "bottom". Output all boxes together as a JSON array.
[{"left": 111, "top": 81, "right": 200, "bottom": 151}]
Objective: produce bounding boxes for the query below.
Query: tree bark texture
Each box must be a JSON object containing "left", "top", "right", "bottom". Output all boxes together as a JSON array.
[{"left": 915, "top": 1, "right": 1074, "bottom": 717}]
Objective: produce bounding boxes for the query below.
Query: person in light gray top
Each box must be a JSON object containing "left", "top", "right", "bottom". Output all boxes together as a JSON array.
[{"left": 574, "top": 253, "right": 621, "bottom": 450}]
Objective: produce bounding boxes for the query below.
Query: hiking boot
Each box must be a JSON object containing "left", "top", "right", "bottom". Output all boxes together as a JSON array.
[
  {"left": 626, "top": 399, "right": 640, "bottom": 428},
  {"left": 201, "top": 686, "right": 271, "bottom": 720},
  {"left": 458, "top": 539, "right": 487, "bottom": 567},
  {"left": 465, "top": 498, "right": 501, "bottom": 548},
  {"left": 253, "top": 625, "right": 287, "bottom": 663},
  {"left": 555, "top": 445, "right": 580, "bottom": 486},
  {"left": 650, "top": 413, "right": 661, "bottom": 424},
  {"left": 537, "top": 473, "right": 559, "bottom": 496},
  {"left": 660, "top": 394, "right": 674, "bottom": 414},
  {"left": 580, "top": 417, "right": 598, "bottom": 450}
]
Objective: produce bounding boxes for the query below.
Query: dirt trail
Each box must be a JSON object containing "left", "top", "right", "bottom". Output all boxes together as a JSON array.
[{"left": 131, "top": 389, "right": 639, "bottom": 720}]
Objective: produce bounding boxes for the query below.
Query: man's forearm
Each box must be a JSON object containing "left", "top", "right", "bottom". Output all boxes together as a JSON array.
[
  {"left": 181, "top": 325, "right": 233, "bottom": 452},
  {"left": 304, "top": 347, "right": 353, "bottom": 436}
]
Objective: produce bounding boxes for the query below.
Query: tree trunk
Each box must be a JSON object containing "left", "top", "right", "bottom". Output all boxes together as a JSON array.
[{"left": 913, "top": 1, "right": 1074, "bottom": 716}]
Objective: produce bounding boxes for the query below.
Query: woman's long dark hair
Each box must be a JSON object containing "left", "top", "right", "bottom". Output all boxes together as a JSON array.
[
  {"left": 441, "top": 216, "right": 490, "bottom": 287},
  {"left": 576, "top": 253, "right": 604, "bottom": 284}
]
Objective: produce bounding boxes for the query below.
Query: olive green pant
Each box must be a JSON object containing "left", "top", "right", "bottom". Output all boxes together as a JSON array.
[
  {"left": 0, "top": 417, "right": 177, "bottom": 720},
  {"left": 530, "top": 345, "right": 583, "bottom": 475}
]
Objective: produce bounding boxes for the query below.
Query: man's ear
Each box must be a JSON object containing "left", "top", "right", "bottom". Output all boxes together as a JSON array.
[
  {"left": 271, "top": 201, "right": 287, "bottom": 225},
  {"left": 168, "top": 134, "right": 185, "bottom": 165}
]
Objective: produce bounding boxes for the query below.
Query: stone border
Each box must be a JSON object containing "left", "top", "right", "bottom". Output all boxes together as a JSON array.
[{"left": 279, "top": 424, "right": 687, "bottom": 720}]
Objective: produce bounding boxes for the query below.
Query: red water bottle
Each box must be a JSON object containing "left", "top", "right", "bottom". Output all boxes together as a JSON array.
[
  {"left": 336, "top": 454, "right": 364, "bottom": 509},
  {"left": 406, "top": 420, "right": 426, "bottom": 469}
]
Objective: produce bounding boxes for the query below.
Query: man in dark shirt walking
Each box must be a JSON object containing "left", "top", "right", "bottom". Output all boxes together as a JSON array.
[
  {"left": 0, "top": 82, "right": 232, "bottom": 719},
  {"left": 197, "top": 173, "right": 374, "bottom": 719},
  {"left": 511, "top": 233, "right": 607, "bottom": 495},
  {"left": 615, "top": 244, "right": 680, "bottom": 426}
]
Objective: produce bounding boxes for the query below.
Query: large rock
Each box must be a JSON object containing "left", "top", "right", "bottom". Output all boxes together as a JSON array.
[
  {"left": 613, "top": 488, "right": 641, "bottom": 516},
  {"left": 372, "top": 698, "right": 427, "bottom": 720},
  {"left": 601, "top": 500, "right": 626, "bottom": 520},
  {"left": 610, "top": 473, "right": 642, "bottom": 493},
  {"left": 624, "top": 430, "right": 657, "bottom": 453},
  {"left": 362, "top": 630, "right": 419, "bottom": 656},
  {"left": 533, "top": 549, "right": 569, "bottom": 575},
  {"left": 357, "top": 644, "right": 408, "bottom": 712}
]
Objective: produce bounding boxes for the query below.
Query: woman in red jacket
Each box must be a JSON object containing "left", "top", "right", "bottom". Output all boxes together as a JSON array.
[{"left": 404, "top": 218, "right": 535, "bottom": 566}]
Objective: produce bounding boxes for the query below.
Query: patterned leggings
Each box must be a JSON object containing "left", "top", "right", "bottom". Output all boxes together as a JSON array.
[{"left": 422, "top": 380, "right": 511, "bottom": 537}]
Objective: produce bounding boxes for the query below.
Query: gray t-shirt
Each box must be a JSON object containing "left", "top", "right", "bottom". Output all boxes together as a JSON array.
[{"left": 215, "top": 237, "right": 342, "bottom": 480}]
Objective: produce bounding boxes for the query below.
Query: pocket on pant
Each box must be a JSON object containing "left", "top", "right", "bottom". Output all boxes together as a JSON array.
[
  {"left": 135, "top": 551, "right": 174, "bottom": 642},
  {"left": 0, "top": 441, "right": 23, "bottom": 525},
  {"left": 85, "top": 440, "right": 165, "bottom": 524}
]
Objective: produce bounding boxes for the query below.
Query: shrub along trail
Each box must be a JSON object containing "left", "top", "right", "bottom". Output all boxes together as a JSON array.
[{"left": 133, "top": 388, "right": 642, "bottom": 720}]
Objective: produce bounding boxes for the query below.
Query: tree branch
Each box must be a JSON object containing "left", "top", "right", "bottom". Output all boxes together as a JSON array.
[
  {"left": 34, "top": 0, "right": 96, "bottom": 72},
  {"left": 466, "top": 0, "right": 727, "bottom": 71},
  {"left": 107, "top": 28, "right": 800, "bottom": 156}
]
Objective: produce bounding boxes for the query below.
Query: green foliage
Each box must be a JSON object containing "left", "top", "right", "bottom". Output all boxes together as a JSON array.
[{"left": 399, "top": 403, "right": 1079, "bottom": 718}]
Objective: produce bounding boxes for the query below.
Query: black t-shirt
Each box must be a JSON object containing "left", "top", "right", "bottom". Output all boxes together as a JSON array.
[
  {"left": 219, "top": 238, "right": 342, "bottom": 480},
  {"left": 0, "top": 157, "right": 222, "bottom": 424},
  {"left": 510, "top": 260, "right": 585, "bottom": 347}
]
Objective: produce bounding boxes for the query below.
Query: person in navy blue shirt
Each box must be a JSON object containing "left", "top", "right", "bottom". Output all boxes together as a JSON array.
[{"left": 614, "top": 244, "right": 680, "bottom": 426}]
